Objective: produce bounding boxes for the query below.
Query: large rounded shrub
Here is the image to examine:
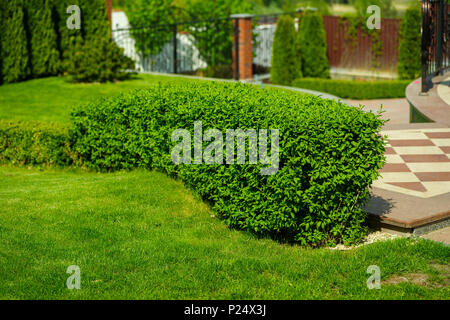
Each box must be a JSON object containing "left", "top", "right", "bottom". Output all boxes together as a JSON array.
[{"left": 72, "top": 82, "right": 386, "bottom": 246}]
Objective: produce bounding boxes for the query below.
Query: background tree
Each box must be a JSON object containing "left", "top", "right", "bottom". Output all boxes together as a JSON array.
[
  {"left": 298, "top": 12, "right": 329, "bottom": 78},
  {"left": 397, "top": 5, "right": 421, "bottom": 80},
  {"left": 270, "top": 15, "right": 300, "bottom": 85},
  {"left": 350, "top": 0, "right": 397, "bottom": 18},
  {"left": 1, "top": 0, "right": 30, "bottom": 83},
  {"left": 26, "top": 0, "right": 60, "bottom": 77}
]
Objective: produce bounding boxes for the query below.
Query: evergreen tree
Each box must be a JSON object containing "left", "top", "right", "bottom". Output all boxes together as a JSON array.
[
  {"left": 270, "top": 15, "right": 300, "bottom": 85},
  {"left": 80, "top": 0, "right": 110, "bottom": 41},
  {"left": 1, "top": 0, "right": 30, "bottom": 83},
  {"left": 397, "top": 5, "right": 421, "bottom": 80},
  {"left": 27, "top": 0, "right": 60, "bottom": 77},
  {"left": 298, "top": 13, "right": 329, "bottom": 79}
]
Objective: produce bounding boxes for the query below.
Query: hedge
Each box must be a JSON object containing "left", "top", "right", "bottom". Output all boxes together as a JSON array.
[
  {"left": 0, "top": 120, "right": 75, "bottom": 166},
  {"left": 71, "top": 82, "right": 386, "bottom": 246},
  {"left": 270, "top": 16, "right": 300, "bottom": 85},
  {"left": 292, "top": 78, "right": 411, "bottom": 99},
  {"left": 298, "top": 13, "right": 329, "bottom": 79},
  {"left": 397, "top": 5, "right": 421, "bottom": 80}
]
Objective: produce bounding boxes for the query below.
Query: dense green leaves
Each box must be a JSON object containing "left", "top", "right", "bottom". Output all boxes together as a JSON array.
[
  {"left": 71, "top": 82, "right": 386, "bottom": 246},
  {"left": 65, "top": 36, "right": 135, "bottom": 83},
  {"left": 270, "top": 15, "right": 300, "bottom": 85},
  {"left": 0, "top": 120, "right": 75, "bottom": 166},
  {"left": 0, "top": 0, "right": 30, "bottom": 83},
  {"left": 292, "top": 78, "right": 411, "bottom": 99},
  {"left": 298, "top": 13, "right": 329, "bottom": 78},
  {"left": 397, "top": 5, "right": 421, "bottom": 80},
  {"left": 0, "top": 0, "right": 132, "bottom": 84},
  {"left": 26, "top": 0, "right": 60, "bottom": 77}
]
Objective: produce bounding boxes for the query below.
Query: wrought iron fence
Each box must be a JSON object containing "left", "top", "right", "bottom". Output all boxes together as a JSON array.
[
  {"left": 112, "top": 17, "right": 234, "bottom": 78},
  {"left": 421, "top": 0, "right": 450, "bottom": 92}
]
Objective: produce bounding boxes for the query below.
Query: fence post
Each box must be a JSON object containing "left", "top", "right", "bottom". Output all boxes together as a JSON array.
[
  {"left": 231, "top": 14, "right": 253, "bottom": 80},
  {"left": 106, "top": 0, "right": 112, "bottom": 25},
  {"left": 173, "top": 24, "right": 178, "bottom": 74}
]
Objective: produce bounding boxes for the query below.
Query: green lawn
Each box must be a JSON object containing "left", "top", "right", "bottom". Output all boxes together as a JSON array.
[
  {"left": 0, "top": 74, "right": 200, "bottom": 123},
  {"left": 0, "top": 165, "right": 448, "bottom": 299}
]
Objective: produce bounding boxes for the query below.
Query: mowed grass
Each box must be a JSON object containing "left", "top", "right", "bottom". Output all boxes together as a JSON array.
[
  {"left": 0, "top": 165, "right": 448, "bottom": 300},
  {"left": 0, "top": 74, "right": 304, "bottom": 124},
  {"left": 0, "top": 74, "right": 200, "bottom": 123}
]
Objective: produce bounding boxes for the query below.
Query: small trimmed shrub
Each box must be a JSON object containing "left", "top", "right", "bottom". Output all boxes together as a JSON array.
[
  {"left": 298, "top": 13, "right": 329, "bottom": 79},
  {"left": 72, "top": 82, "right": 386, "bottom": 246},
  {"left": 292, "top": 78, "right": 411, "bottom": 99},
  {"left": 398, "top": 5, "right": 421, "bottom": 80},
  {"left": 0, "top": 120, "right": 75, "bottom": 166},
  {"left": 270, "top": 16, "right": 301, "bottom": 85},
  {"left": 66, "top": 37, "right": 135, "bottom": 83}
]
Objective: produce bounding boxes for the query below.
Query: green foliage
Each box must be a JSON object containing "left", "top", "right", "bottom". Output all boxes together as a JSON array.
[
  {"left": 0, "top": 120, "right": 75, "bottom": 166},
  {"left": 338, "top": 16, "right": 383, "bottom": 69},
  {"left": 350, "top": 0, "right": 397, "bottom": 18},
  {"left": 292, "top": 78, "right": 411, "bottom": 99},
  {"left": 298, "top": 13, "right": 329, "bottom": 78},
  {"left": 66, "top": 37, "right": 135, "bottom": 83},
  {"left": 71, "top": 82, "right": 386, "bottom": 246},
  {"left": 270, "top": 16, "right": 300, "bottom": 85},
  {"left": 51, "top": 0, "right": 83, "bottom": 71},
  {"left": 80, "top": 0, "right": 110, "bottom": 41},
  {"left": 26, "top": 0, "right": 60, "bottom": 77},
  {"left": 1, "top": 0, "right": 30, "bottom": 83},
  {"left": 397, "top": 5, "right": 421, "bottom": 80}
]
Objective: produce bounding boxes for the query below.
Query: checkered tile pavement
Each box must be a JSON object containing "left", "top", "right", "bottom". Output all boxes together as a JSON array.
[{"left": 372, "top": 128, "right": 450, "bottom": 198}]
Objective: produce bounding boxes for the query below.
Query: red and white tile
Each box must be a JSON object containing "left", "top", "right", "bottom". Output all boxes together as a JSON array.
[{"left": 372, "top": 128, "right": 450, "bottom": 198}]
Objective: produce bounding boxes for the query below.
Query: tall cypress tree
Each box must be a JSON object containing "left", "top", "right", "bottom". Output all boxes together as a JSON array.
[
  {"left": 270, "top": 15, "right": 300, "bottom": 85},
  {"left": 80, "top": 0, "right": 110, "bottom": 41},
  {"left": 397, "top": 5, "right": 421, "bottom": 80},
  {"left": 27, "top": 0, "right": 60, "bottom": 77},
  {"left": 299, "top": 13, "right": 330, "bottom": 79},
  {"left": 1, "top": 0, "right": 30, "bottom": 83},
  {"left": 50, "top": 0, "right": 83, "bottom": 72}
]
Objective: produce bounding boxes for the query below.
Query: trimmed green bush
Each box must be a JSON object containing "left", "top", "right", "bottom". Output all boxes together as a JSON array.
[
  {"left": 66, "top": 37, "right": 134, "bottom": 83},
  {"left": 292, "top": 78, "right": 411, "bottom": 99},
  {"left": 398, "top": 5, "right": 421, "bottom": 80},
  {"left": 298, "top": 13, "right": 329, "bottom": 79},
  {"left": 270, "top": 15, "right": 301, "bottom": 85},
  {"left": 1, "top": 0, "right": 30, "bottom": 83},
  {"left": 71, "top": 82, "right": 386, "bottom": 246},
  {"left": 26, "top": 0, "right": 60, "bottom": 77},
  {"left": 0, "top": 120, "right": 75, "bottom": 166}
]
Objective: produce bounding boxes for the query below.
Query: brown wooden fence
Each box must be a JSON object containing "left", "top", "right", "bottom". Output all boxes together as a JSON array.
[{"left": 323, "top": 15, "right": 401, "bottom": 73}]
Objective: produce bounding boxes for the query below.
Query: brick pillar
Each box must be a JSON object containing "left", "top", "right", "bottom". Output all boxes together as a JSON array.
[
  {"left": 106, "top": 0, "right": 112, "bottom": 25},
  {"left": 231, "top": 14, "right": 253, "bottom": 81}
]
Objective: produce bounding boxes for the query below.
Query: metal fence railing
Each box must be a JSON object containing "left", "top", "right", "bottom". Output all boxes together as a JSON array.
[
  {"left": 112, "top": 17, "right": 234, "bottom": 78},
  {"left": 421, "top": 0, "right": 450, "bottom": 92}
]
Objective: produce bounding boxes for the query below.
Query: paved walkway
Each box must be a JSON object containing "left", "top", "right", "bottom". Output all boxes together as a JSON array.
[{"left": 346, "top": 96, "right": 450, "bottom": 242}]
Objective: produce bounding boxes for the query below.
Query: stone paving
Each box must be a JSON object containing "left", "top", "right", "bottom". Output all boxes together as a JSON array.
[
  {"left": 373, "top": 128, "right": 450, "bottom": 198},
  {"left": 345, "top": 82, "right": 450, "bottom": 243}
]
